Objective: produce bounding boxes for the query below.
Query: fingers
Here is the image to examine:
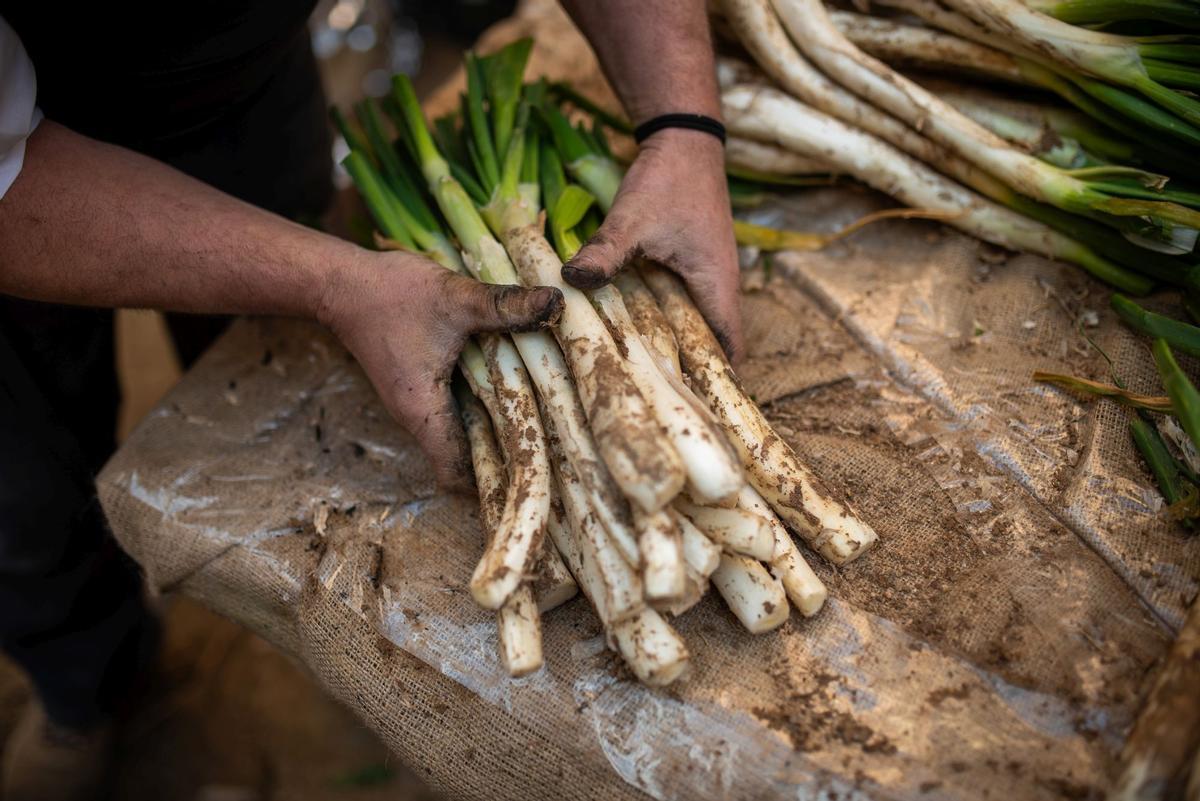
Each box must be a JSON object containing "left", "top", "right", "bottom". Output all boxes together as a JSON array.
[
  {"left": 444, "top": 272, "right": 564, "bottom": 334},
  {"left": 402, "top": 268, "right": 561, "bottom": 491},
  {"left": 392, "top": 374, "right": 475, "bottom": 494},
  {"left": 635, "top": 229, "right": 745, "bottom": 364},
  {"left": 561, "top": 212, "right": 640, "bottom": 290},
  {"left": 407, "top": 272, "right": 563, "bottom": 491},
  {"left": 558, "top": 192, "right": 745, "bottom": 361},
  {"left": 678, "top": 263, "right": 746, "bottom": 365}
]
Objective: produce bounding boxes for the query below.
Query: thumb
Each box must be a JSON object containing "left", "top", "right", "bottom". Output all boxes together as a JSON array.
[
  {"left": 562, "top": 213, "right": 640, "bottom": 290},
  {"left": 445, "top": 274, "right": 564, "bottom": 334}
]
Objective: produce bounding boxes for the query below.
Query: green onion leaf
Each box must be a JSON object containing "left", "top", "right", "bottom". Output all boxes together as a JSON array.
[{"left": 1153, "top": 338, "right": 1200, "bottom": 452}]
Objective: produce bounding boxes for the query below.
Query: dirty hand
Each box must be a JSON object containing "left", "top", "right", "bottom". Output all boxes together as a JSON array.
[
  {"left": 560, "top": 129, "right": 744, "bottom": 362},
  {"left": 318, "top": 252, "right": 563, "bottom": 491}
]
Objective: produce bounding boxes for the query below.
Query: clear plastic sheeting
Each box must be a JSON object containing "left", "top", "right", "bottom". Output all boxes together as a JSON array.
[
  {"left": 96, "top": 3, "right": 1197, "bottom": 798},
  {"left": 98, "top": 190, "right": 1194, "bottom": 799}
]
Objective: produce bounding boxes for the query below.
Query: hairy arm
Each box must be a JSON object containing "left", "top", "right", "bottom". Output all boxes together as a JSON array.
[
  {"left": 558, "top": 0, "right": 721, "bottom": 124},
  {"left": 558, "top": 0, "right": 742, "bottom": 360},
  {"left": 0, "top": 121, "right": 561, "bottom": 487},
  {"left": 1, "top": 122, "right": 352, "bottom": 316}
]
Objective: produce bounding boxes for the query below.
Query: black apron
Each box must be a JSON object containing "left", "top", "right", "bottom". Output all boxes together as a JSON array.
[
  {"left": 2, "top": 0, "right": 332, "bottom": 218},
  {"left": 0, "top": 3, "right": 334, "bottom": 727}
]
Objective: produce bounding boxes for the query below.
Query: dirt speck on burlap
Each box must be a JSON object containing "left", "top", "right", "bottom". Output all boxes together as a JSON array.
[
  {"left": 754, "top": 663, "right": 899, "bottom": 773},
  {"left": 752, "top": 346, "right": 1162, "bottom": 704}
]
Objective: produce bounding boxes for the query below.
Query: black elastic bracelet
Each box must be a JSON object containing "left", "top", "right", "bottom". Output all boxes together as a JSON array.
[{"left": 633, "top": 113, "right": 726, "bottom": 145}]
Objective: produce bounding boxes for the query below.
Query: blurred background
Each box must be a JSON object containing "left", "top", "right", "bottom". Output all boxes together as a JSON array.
[
  {"left": 315, "top": 0, "right": 515, "bottom": 107},
  {"left": 0, "top": 3, "right": 515, "bottom": 799}
]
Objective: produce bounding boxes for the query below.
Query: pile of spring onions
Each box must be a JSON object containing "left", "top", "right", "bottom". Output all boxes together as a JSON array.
[
  {"left": 331, "top": 40, "right": 879, "bottom": 684},
  {"left": 709, "top": 0, "right": 1200, "bottom": 524}
]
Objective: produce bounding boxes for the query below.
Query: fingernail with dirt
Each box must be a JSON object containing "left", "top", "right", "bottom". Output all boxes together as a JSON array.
[
  {"left": 505, "top": 286, "right": 564, "bottom": 331},
  {"left": 561, "top": 262, "right": 607, "bottom": 290}
]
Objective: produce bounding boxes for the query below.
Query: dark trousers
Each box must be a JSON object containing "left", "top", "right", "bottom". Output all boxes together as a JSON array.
[
  {"left": 0, "top": 29, "right": 332, "bottom": 728},
  {"left": 0, "top": 305, "right": 152, "bottom": 728}
]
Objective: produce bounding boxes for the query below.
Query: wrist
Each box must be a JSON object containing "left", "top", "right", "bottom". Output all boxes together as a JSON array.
[
  {"left": 622, "top": 66, "right": 722, "bottom": 129},
  {"left": 634, "top": 113, "right": 726, "bottom": 148},
  {"left": 314, "top": 248, "right": 381, "bottom": 333},
  {"left": 637, "top": 126, "right": 726, "bottom": 163}
]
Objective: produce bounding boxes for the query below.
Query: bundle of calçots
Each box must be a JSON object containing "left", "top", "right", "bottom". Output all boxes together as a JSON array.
[
  {"left": 709, "top": 0, "right": 1200, "bottom": 525},
  {"left": 331, "top": 41, "right": 878, "bottom": 684}
]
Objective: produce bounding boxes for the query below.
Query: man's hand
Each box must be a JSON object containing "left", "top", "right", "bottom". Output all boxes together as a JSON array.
[
  {"left": 561, "top": 129, "right": 743, "bottom": 362},
  {"left": 558, "top": 0, "right": 743, "bottom": 361},
  {"left": 318, "top": 252, "right": 563, "bottom": 491},
  {"left": 0, "top": 122, "right": 564, "bottom": 492}
]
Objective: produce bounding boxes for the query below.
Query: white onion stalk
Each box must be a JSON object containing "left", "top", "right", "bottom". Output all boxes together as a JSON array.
[
  {"left": 501, "top": 221, "right": 686, "bottom": 513},
  {"left": 531, "top": 140, "right": 744, "bottom": 505},
  {"left": 494, "top": 583, "right": 541, "bottom": 677},
  {"left": 607, "top": 268, "right": 748, "bottom": 509},
  {"left": 675, "top": 498, "right": 777, "bottom": 562},
  {"left": 715, "top": 56, "right": 767, "bottom": 89},
  {"left": 466, "top": 333, "right": 553, "bottom": 610},
  {"left": 613, "top": 273, "right": 822, "bottom": 631},
  {"left": 725, "top": 0, "right": 1108, "bottom": 231},
  {"left": 715, "top": 0, "right": 1146, "bottom": 285},
  {"left": 443, "top": 294, "right": 550, "bottom": 614},
  {"left": 711, "top": 554, "right": 791, "bottom": 634},
  {"left": 609, "top": 610, "right": 692, "bottom": 686},
  {"left": 642, "top": 263, "right": 879, "bottom": 564},
  {"left": 720, "top": 84, "right": 1150, "bottom": 292},
  {"left": 718, "top": 0, "right": 955, "bottom": 174},
  {"left": 588, "top": 282, "right": 745, "bottom": 505},
  {"left": 545, "top": 407, "right": 644, "bottom": 623},
  {"left": 457, "top": 382, "right": 543, "bottom": 676},
  {"left": 458, "top": 339, "right": 497, "bottom": 410},
  {"left": 941, "top": 0, "right": 1198, "bottom": 127},
  {"left": 547, "top": 106, "right": 803, "bottom": 512},
  {"left": 735, "top": 485, "right": 827, "bottom": 617},
  {"left": 930, "top": 83, "right": 1089, "bottom": 169},
  {"left": 672, "top": 508, "right": 722, "bottom": 578},
  {"left": 354, "top": 146, "right": 554, "bottom": 612},
  {"left": 446, "top": 193, "right": 641, "bottom": 565},
  {"left": 531, "top": 534, "right": 579, "bottom": 613},
  {"left": 769, "top": 0, "right": 1200, "bottom": 237},
  {"left": 437, "top": 197, "right": 644, "bottom": 565},
  {"left": 726, "top": 137, "right": 835, "bottom": 177},
  {"left": 547, "top": 486, "right": 691, "bottom": 686},
  {"left": 612, "top": 268, "right": 682, "bottom": 378},
  {"left": 393, "top": 75, "right": 685, "bottom": 516},
  {"left": 827, "top": 10, "right": 1027, "bottom": 85},
  {"left": 653, "top": 566, "right": 710, "bottom": 617},
  {"left": 827, "top": 9, "right": 1186, "bottom": 181},
  {"left": 559, "top": 470, "right": 643, "bottom": 624},
  {"left": 921, "top": 79, "right": 1140, "bottom": 171},
  {"left": 716, "top": 5, "right": 1059, "bottom": 253},
  {"left": 521, "top": 338, "right": 641, "bottom": 565},
  {"left": 635, "top": 509, "right": 687, "bottom": 602},
  {"left": 464, "top": 261, "right": 641, "bottom": 568},
  {"left": 612, "top": 276, "right": 790, "bottom": 629},
  {"left": 873, "top": 0, "right": 1035, "bottom": 57}
]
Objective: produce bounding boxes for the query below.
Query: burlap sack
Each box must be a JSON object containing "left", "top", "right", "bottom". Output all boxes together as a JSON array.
[{"left": 98, "top": 3, "right": 1198, "bottom": 798}]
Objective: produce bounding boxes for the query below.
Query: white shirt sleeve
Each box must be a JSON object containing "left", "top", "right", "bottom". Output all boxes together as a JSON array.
[{"left": 0, "top": 14, "right": 42, "bottom": 200}]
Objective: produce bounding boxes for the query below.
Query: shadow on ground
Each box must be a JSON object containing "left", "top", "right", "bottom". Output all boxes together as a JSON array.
[{"left": 1, "top": 597, "right": 438, "bottom": 801}]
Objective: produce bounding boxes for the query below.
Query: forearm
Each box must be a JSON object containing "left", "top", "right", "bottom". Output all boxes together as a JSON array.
[
  {"left": 557, "top": 2, "right": 742, "bottom": 358},
  {"left": 560, "top": 0, "right": 721, "bottom": 124},
  {"left": 0, "top": 120, "right": 359, "bottom": 319}
]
